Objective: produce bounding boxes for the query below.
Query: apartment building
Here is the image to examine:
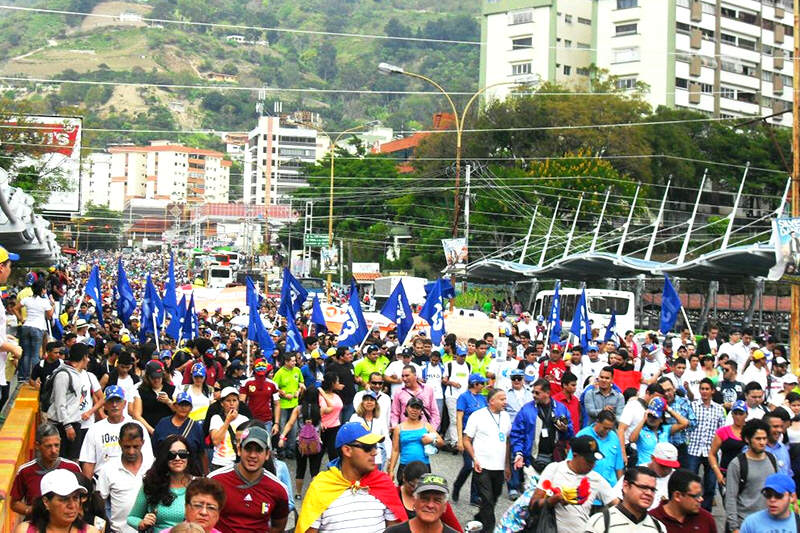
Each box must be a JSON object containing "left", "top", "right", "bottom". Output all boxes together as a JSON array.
[
  {"left": 107, "top": 141, "right": 231, "bottom": 212},
  {"left": 81, "top": 152, "right": 111, "bottom": 210},
  {"left": 481, "top": 0, "right": 794, "bottom": 126},
  {"left": 243, "top": 116, "right": 319, "bottom": 205}
]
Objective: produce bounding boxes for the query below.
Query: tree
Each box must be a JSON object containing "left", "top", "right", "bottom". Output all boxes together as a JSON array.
[{"left": 77, "top": 204, "right": 124, "bottom": 250}]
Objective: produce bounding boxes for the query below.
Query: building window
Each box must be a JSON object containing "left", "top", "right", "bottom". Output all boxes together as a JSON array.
[
  {"left": 720, "top": 87, "right": 735, "bottom": 99},
  {"left": 576, "top": 67, "right": 591, "bottom": 76},
  {"left": 615, "top": 77, "right": 637, "bottom": 89},
  {"left": 564, "top": 39, "right": 572, "bottom": 47},
  {"left": 577, "top": 42, "right": 591, "bottom": 49},
  {"left": 578, "top": 17, "right": 591, "bottom": 25},
  {"left": 675, "top": 77, "right": 688, "bottom": 88},
  {"left": 565, "top": 14, "right": 572, "bottom": 23},
  {"left": 615, "top": 22, "right": 637, "bottom": 35},
  {"left": 510, "top": 10, "right": 533, "bottom": 25},
  {"left": 720, "top": 33, "right": 736, "bottom": 45},
  {"left": 512, "top": 36, "right": 533, "bottom": 50},
  {"left": 612, "top": 46, "right": 640, "bottom": 63},
  {"left": 699, "top": 83, "right": 712, "bottom": 93},
  {"left": 563, "top": 65, "right": 571, "bottom": 75},
  {"left": 512, "top": 62, "right": 532, "bottom": 75},
  {"left": 617, "top": 0, "right": 638, "bottom": 8}
]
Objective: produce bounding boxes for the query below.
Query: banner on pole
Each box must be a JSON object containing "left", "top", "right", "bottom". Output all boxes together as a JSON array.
[
  {"left": 769, "top": 217, "right": 800, "bottom": 282},
  {"left": 441, "top": 238, "right": 468, "bottom": 270},
  {"left": 321, "top": 246, "right": 339, "bottom": 274}
]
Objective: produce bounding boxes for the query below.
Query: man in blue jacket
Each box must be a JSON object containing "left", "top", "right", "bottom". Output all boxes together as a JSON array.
[{"left": 510, "top": 378, "right": 574, "bottom": 475}]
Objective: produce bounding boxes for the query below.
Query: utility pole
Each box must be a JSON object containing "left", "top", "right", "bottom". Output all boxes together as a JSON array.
[
  {"left": 263, "top": 164, "right": 271, "bottom": 293},
  {"left": 462, "top": 164, "right": 471, "bottom": 293},
  {"left": 791, "top": 0, "right": 799, "bottom": 374}
]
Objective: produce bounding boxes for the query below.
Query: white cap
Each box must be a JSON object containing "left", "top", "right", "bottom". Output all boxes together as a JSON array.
[
  {"left": 783, "top": 373, "right": 798, "bottom": 385},
  {"left": 40, "top": 469, "right": 87, "bottom": 497},
  {"left": 219, "top": 386, "right": 239, "bottom": 399}
]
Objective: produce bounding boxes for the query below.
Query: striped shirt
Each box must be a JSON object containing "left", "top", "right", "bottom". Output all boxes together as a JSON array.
[
  {"left": 584, "top": 505, "right": 666, "bottom": 533},
  {"left": 687, "top": 399, "right": 726, "bottom": 457},
  {"left": 310, "top": 487, "right": 397, "bottom": 533}
]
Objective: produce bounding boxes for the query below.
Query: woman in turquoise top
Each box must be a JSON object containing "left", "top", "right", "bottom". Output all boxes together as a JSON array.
[
  {"left": 128, "top": 435, "right": 199, "bottom": 531},
  {"left": 629, "top": 397, "right": 688, "bottom": 466},
  {"left": 387, "top": 397, "right": 443, "bottom": 483}
]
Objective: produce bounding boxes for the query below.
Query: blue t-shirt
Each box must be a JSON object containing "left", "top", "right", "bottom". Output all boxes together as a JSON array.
[
  {"left": 456, "top": 391, "right": 488, "bottom": 428},
  {"left": 574, "top": 425, "right": 624, "bottom": 487},
  {"left": 740, "top": 509, "right": 798, "bottom": 533},
  {"left": 636, "top": 424, "right": 672, "bottom": 466},
  {"left": 399, "top": 427, "right": 428, "bottom": 465},
  {"left": 152, "top": 416, "right": 206, "bottom": 455}
]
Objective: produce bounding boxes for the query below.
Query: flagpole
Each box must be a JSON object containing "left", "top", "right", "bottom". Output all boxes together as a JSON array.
[
  {"left": 246, "top": 339, "right": 251, "bottom": 379},
  {"left": 355, "top": 322, "right": 376, "bottom": 354},
  {"left": 679, "top": 306, "right": 695, "bottom": 339},
  {"left": 153, "top": 314, "right": 160, "bottom": 351}
]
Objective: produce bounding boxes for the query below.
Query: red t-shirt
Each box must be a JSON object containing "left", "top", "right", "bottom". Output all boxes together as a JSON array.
[
  {"left": 239, "top": 377, "right": 279, "bottom": 422},
  {"left": 552, "top": 391, "right": 581, "bottom": 433},
  {"left": 208, "top": 465, "right": 290, "bottom": 533},
  {"left": 10, "top": 459, "right": 81, "bottom": 504},
  {"left": 539, "top": 359, "right": 567, "bottom": 395},
  {"left": 650, "top": 502, "right": 718, "bottom": 533}
]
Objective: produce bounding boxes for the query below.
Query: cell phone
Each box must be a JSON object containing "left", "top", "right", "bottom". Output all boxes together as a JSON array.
[{"left": 158, "top": 391, "right": 168, "bottom": 399}]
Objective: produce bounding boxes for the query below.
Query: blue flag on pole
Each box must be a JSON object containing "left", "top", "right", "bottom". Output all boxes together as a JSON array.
[
  {"left": 310, "top": 295, "right": 329, "bottom": 334},
  {"left": 419, "top": 278, "right": 446, "bottom": 346},
  {"left": 380, "top": 280, "right": 414, "bottom": 345},
  {"left": 165, "top": 293, "right": 185, "bottom": 340},
  {"left": 569, "top": 288, "right": 591, "bottom": 351},
  {"left": 85, "top": 265, "right": 104, "bottom": 326},
  {"left": 547, "top": 281, "right": 562, "bottom": 345},
  {"left": 51, "top": 316, "right": 63, "bottom": 340},
  {"left": 163, "top": 253, "right": 179, "bottom": 330},
  {"left": 659, "top": 275, "right": 682, "bottom": 334},
  {"left": 337, "top": 279, "right": 369, "bottom": 347},
  {"left": 425, "top": 278, "right": 455, "bottom": 300},
  {"left": 116, "top": 259, "right": 136, "bottom": 327},
  {"left": 139, "top": 274, "right": 165, "bottom": 344},
  {"left": 183, "top": 293, "right": 199, "bottom": 340},
  {"left": 246, "top": 276, "right": 275, "bottom": 362},
  {"left": 285, "top": 318, "right": 306, "bottom": 353},
  {"left": 603, "top": 310, "right": 618, "bottom": 343},
  {"left": 279, "top": 268, "right": 308, "bottom": 319}
]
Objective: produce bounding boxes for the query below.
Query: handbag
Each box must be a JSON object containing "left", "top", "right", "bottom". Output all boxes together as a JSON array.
[{"left": 523, "top": 500, "right": 558, "bottom": 533}]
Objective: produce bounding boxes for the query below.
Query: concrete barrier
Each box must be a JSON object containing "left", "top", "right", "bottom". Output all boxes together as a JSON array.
[{"left": 0, "top": 385, "right": 39, "bottom": 532}]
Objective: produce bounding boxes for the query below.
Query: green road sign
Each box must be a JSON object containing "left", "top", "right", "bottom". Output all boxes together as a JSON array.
[{"left": 304, "top": 233, "right": 329, "bottom": 247}]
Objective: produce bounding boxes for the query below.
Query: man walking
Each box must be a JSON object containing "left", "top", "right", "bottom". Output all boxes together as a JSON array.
[
  {"left": 47, "top": 343, "right": 90, "bottom": 460},
  {"left": 575, "top": 410, "right": 624, "bottom": 490},
  {"left": 584, "top": 466, "right": 667, "bottom": 533},
  {"left": 390, "top": 365, "right": 440, "bottom": 429},
  {"left": 463, "top": 388, "right": 511, "bottom": 533},
  {"left": 738, "top": 473, "right": 798, "bottom": 533},
  {"left": 658, "top": 377, "right": 696, "bottom": 468},
  {"left": 582, "top": 367, "right": 625, "bottom": 425},
  {"left": 686, "top": 377, "right": 726, "bottom": 510},
  {"left": 442, "top": 348, "right": 471, "bottom": 449},
  {"left": 649, "top": 469, "right": 717, "bottom": 533}
]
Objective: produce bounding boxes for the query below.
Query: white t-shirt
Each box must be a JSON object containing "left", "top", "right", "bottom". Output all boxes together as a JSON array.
[
  {"left": 421, "top": 362, "right": 445, "bottom": 400},
  {"left": 740, "top": 365, "right": 769, "bottom": 390},
  {"left": 488, "top": 358, "right": 518, "bottom": 392},
  {"left": 537, "top": 460, "right": 615, "bottom": 533},
  {"left": 21, "top": 296, "right": 52, "bottom": 331},
  {"left": 384, "top": 360, "right": 420, "bottom": 397},
  {"left": 209, "top": 413, "right": 249, "bottom": 466},
  {"left": 116, "top": 374, "right": 140, "bottom": 403},
  {"left": 619, "top": 398, "right": 646, "bottom": 443},
  {"left": 96, "top": 455, "right": 153, "bottom": 533},
  {"left": 637, "top": 358, "right": 662, "bottom": 395},
  {"left": 682, "top": 367, "right": 706, "bottom": 399},
  {"left": 79, "top": 370, "right": 101, "bottom": 430},
  {"left": 613, "top": 472, "right": 671, "bottom": 510},
  {"left": 464, "top": 407, "right": 511, "bottom": 471},
  {"left": 79, "top": 418, "right": 153, "bottom": 475},
  {"left": 443, "top": 360, "right": 471, "bottom": 398}
]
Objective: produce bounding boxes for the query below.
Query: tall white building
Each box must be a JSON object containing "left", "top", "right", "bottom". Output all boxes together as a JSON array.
[
  {"left": 81, "top": 152, "right": 111, "bottom": 210},
  {"left": 107, "top": 141, "right": 230, "bottom": 212},
  {"left": 244, "top": 116, "right": 318, "bottom": 205},
  {"left": 481, "top": 0, "right": 794, "bottom": 126}
]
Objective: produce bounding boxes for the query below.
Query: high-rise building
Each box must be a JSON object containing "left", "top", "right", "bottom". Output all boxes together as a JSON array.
[
  {"left": 81, "top": 152, "right": 111, "bottom": 210},
  {"left": 481, "top": 0, "right": 794, "bottom": 126},
  {"left": 244, "top": 116, "right": 319, "bottom": 205},
  {"left": 107, "top": 141, "right": 230, "bottom": 212}
]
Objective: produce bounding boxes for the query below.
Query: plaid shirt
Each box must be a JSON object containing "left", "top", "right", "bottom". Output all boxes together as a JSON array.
[
  {"left": 665, "top": 395, "right": 696, "bottom": 446},
  {"left": 687, "top": 399, "right": 726, "bottom": 457}
]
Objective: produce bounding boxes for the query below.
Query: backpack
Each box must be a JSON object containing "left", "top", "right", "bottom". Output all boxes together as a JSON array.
[
  {"left": 40, "top": 367, "right": 76, "bottom": 415},
  {"left": 737, "top": 451, "right": 777, "bottom": 494},
  {"left": 297, "top": 421, "right": 322, "bottom": 456}
]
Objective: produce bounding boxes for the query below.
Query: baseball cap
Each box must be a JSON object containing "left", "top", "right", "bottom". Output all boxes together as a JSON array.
[
  {"left": 570, "top": 435, "right": 604, "bottom": 462},
  {"left": 753, "top": 350, "right": 766, "bottom": 360},
  {"left": 362, "top": 390, "right": 379, "bottom": 401},
  {"left": 0, "top": 246, "right": 20, "bottom": 263},
  {"left": 335, "top": 421, "right": 385, "bottom": 449},
  {"left": 510, "top": 369, "right": 524, "bottom": 377},
  {"left": 325, "top": 347, "right": 337, "bottom": 357},
  {"left": 456, "top": 346, "right": 467, "bottom": 356},
  {"left": 414, "top": 473, "right": 449, "bottom": 496},
  {"left": 230, "top": 359, "right": 245, "bottom": 370},
  {"left": 587, "top": 344, "right": 598, "bottom": 352},
  {"left": 254, "top": 359, "right": 270, "bottom": 374},
  {"left": 653, "top": 442, "right": 680, "bottom": 468},
  {"left": 175, "top": 391, "right": 193, "bottom": 405},
  {"left": 204, "top": 348, "right": 216, "bottom": 356},
  {"left": 121, "top": 334, "right": 131, "bottom": 343},
  {"left": 240, "top": 426, "right": 270, "bottom": 450},
  {"left": 219, "top": 386, "right": 239, "bottom": 399},
  {"left": 762, "top": 473, "right": 796, "bottom": 495},
  {"left": 159, "top": 349, "right": 172, "bottom": 360},
  {"left": 145, "top": 360, "right": 164, "bottom": 378},
  {"left": 732, "top": 399, "right": 749, "bottom": 413},
  {"left": 783, "top": 373, "right": 798, "bottom": 385},
  {"left": 40, "top": 469, "right": 86, "bottom": 497},
  {"left": 647, "top": 397, "right": 666, "bottom": 418},
  {"left": 775, "top": 356, "right": 788, "bottom": 366},
  {"left": 468, "top": 373, "right": 487, "bottom": 385},
  {"left": 104, "top": 385, "right": 125, "bottom": 401},
  {"left": 366, "top": 344, "right": 379, "bottom": 353},
  {"left": 191, "top": 363, "right": 207, "bottom": 378}
]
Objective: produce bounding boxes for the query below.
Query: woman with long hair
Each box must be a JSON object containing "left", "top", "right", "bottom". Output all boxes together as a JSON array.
[
  {"left": 701, "top": 354, "right": 719, "bottom": 385},
  {"left": 14, "top": 470, "right": 100, "bottom": 533},
  {"left": 17, "top": 279, "right": 53, "bottom": 383},
  {"left": 173, "top": 362, "right": 213, "bottom": 421},
  {"left": 387, "top": 396, "right": 443, "bottom": 483},
  {"left": 279, "top": 386, "right": 324, "bottom": 499},
  {"left": 136, "top": 360, "right": 176, "bottom": 435},
  {"left": 127, "top": 435, "right": 199, "bottom": 532},
  {"left": 708, "top": 400, "right": 748, "bottom": 490},
  {"left": 350, "top": 390, "right": 391, "bottom": 470},
  {"left": 319, "top": 372, "right": 344, "bottom": 460}
]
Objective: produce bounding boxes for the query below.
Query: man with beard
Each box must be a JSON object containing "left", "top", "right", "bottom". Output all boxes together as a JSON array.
[{"left": 649, "top": 469, "right": 717, "bottom": 533}]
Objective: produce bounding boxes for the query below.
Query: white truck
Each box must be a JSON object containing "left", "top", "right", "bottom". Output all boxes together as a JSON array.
[{"left": 373, "top": 276, "right": 428, "bottom": 310}]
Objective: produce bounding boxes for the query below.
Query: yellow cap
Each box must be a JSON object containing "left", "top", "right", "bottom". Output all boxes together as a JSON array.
[
  {"left": 121, "top": 334, "right": 131, "bottom": 343},
  {"left": 753, "top": 350, "right": 765, "bottom": 360},
  {"left": 0, "top": 247, "right": 20, "bottom": 263}
]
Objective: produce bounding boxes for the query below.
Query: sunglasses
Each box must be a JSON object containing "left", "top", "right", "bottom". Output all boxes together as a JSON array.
[
  {"left": 167, "top": 450, "right": 190, "bottom": 460},
  {"left": 346, "top": 442, "right": 377, "bottom": 452},
  {"left": 511, "top": 376, "right": 524, "bottom": 381},
  {"left": 370, "top": 381, "right": 384, "bottom": 385}
]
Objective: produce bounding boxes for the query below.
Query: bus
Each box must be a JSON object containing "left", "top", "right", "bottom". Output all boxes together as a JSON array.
[
  {"left": 204, "top": 266, "right": 235, "bottom": 288},
  {"left": 532, "top": 288, "right": 635, "bottom": 340}
]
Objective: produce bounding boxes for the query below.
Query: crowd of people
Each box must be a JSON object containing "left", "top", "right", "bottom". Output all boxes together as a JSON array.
[{"left": 1, "top": 246, "right": 799, "bottom": 533}]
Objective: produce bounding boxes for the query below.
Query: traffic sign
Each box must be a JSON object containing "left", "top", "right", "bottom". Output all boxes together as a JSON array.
[{"left": 304, "top": 233, "right": 329, "bottom": 247}]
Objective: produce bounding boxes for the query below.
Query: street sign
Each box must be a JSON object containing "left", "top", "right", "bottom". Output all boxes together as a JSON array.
[{"left": 304, "top": 233, "right": 329, "bottom": 247}]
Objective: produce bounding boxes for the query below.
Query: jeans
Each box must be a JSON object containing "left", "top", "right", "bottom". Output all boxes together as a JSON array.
[
  {"left": 453, "top": 450, "right": 480, "bottom": 504},
  {"left": 687, "top": 454, "right": 716, "bottom": 511},
  {"left": 340, "top": 402, "right": 355, "bottom": 425},
  {"left": 435, "top": 399, "right": 444, "bottom": 433},
  {"left": 507, "top": 464, "right": 522, "bottom": 493},
  {"left": 674, "top": 442, "right": 689, "bottom": 469},
  {"left": 280, "top": 408, "right": 297, "bottom": 458},
  {"left": 19, "top": 325, "right": 44, "bottom": 381},
  {"left": 474, "top": 469, "right": 504, "bottom": 532}
]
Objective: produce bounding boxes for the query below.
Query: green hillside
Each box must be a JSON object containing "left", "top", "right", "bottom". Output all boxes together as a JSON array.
[{"left": 0, "top": 0, "right": 480, "bottom": 146}]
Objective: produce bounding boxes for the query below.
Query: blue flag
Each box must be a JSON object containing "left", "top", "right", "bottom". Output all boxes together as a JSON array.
[
  {"left": 659, "top": 275, "right": 682, "bottom": 334},
  {"left": 547, "top": 281, "right": 562, "bottom": 345},
  {"left": 51, "top": 316, "right": 63, "bottom": 340},
  {"left": 337, "top": 279, "right": 369, "bottom": 347},
  {"left": 85, "top": 265, "right": 104, "bottom": 326},
  {"left": 380, "top": 280, "right": 414, "bottom": 345},
  {"left": 419, "top": 278, "right": 446, "bottom": 346},
  {"left": 165, "top": 293, "right": 185, "bottom": 341},
  {"left": 279, "top": 268, "right": 308, "bottom": 319},
  {"left": 425, "top": 278, "right": 455, "bottom": 300},
  {"left": 116, "top": 259, "right": 136, "bottom": 327},
  {"left": 163, "top": 253, "right": 179, "bottom": 331},
  {"left": 139, "top": 274, "right": 165, "bottom": 344},
  {"left": 569, "top": 288, "right": 591, "bottom": 351},
  {"left": 311, "top": 295, "right": 329, "bottom": 334},
  {"left": 182, "top": 293, "right": 199, "bottom": 340},
  {"left": 246, "top": 276, "right": 275, "bottom": 362},
  {"left": 285, "top": 317, "right": 306, "bottom": 353},
  {"left": 603, "top": 310, "right": 618, "bottom": 343}
]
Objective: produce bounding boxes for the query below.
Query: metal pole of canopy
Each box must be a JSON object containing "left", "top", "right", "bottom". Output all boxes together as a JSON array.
[
  {"left": 563, "top": 194, "right": 584, "bottom": 259},
  {"left": 678, "top": 169, "right": 707, "bottom": 264},
  {"left": 590, "top": 189, "right": 611, "bottom": 253},
  {"left": 518, "top": 204, "right": 539, "bottom": 264},
  {"left": 720, "top": 162, "right": 749, "bottom": 251},
  {"left": 616, "top": 183, "right": 640, "bottom": 257},
  {"left": 539, "top": 198, "right": 560, "bottom": 268},
  {"left": 645, "top": 178, "right": 671, "bottom": 262}
]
